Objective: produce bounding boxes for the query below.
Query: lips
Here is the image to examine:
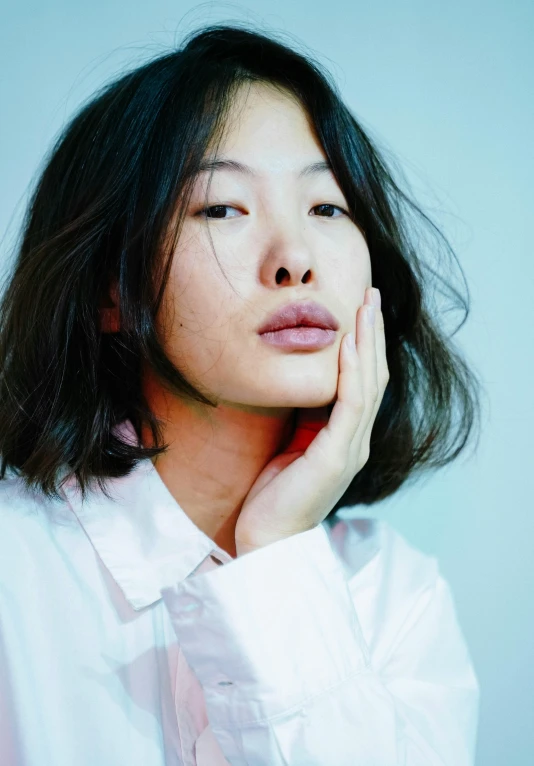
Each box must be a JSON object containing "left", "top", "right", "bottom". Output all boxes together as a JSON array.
[{"left": 257, "top": 301, "right": 340, "bottom": 335}]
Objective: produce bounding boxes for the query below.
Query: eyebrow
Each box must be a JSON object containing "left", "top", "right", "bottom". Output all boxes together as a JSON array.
[{"left": 195, "top": 158, "right": 334, "bottom": 179}]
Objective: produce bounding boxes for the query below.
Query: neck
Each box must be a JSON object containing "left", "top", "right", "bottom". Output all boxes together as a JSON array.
[{"left": 141, "top": 369, "right": 296, "bottom": 559}]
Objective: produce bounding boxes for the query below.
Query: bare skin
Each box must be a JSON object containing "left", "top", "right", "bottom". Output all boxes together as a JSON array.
[{"left": 102, "top": 81, "right": 373, "bottom": 558}]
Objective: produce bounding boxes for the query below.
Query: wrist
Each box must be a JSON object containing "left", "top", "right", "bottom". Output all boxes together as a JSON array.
[
  {"left": 235, "top": 529, "right": 299, "bottom": 557},
  {"left": 235, "top": 539, "right": 267, "bottom": 557}
]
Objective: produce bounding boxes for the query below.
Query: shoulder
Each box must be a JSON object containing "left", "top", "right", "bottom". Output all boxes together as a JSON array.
[
  {"left": 324, "top": 515, "right": 467, "bottom": 670},
  {"left": 0, "top": 475, "right": 74, "bottom": 571},
  {"left": 324, "top": 514, "right": 440, "bottom": 602},
  {"left": 0, "top": 475, "right": 43, "bottom": 523},
  {"left": 0, "top": 473, "right": 56, "bottom": 516}
]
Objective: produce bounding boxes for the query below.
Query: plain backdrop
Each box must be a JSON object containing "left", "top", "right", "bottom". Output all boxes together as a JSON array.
[{"left": 0, "top": 1, "right": 532, "bottom": 764}]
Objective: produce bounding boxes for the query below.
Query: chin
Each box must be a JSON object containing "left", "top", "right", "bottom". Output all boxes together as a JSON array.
[
  {"left": 273, "top": 365, "right": 339, "bottom": 408},
  {"left": 240, "top": 381, "right": 338, "bottom": 409},
  {"left": 215, "top": 357, "right": 339, "bottom": 409}
]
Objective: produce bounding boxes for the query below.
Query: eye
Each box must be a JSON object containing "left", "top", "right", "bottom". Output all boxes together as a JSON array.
[
  {"left": 196, "top": 205, "right": 242, "bottom": 219},
  {"left": 195, "top": 203, "right": 349, "bottom": 220},
  {"left": 310, "top": 204, "right": 347, "bottom": 218}
]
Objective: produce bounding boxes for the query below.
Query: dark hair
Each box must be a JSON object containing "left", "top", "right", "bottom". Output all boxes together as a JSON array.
[{"left": 0, "top": 22, "right": 483, "bottom": 517}]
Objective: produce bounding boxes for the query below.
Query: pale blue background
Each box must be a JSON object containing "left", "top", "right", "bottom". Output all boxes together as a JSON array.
[{"left": 1, "top": 2, "right": 532, "bottom": 763}]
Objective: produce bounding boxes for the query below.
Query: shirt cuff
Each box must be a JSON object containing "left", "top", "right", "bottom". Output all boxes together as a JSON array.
[{"left": 160, "top": 522, "right": 371, "bottom": 727}]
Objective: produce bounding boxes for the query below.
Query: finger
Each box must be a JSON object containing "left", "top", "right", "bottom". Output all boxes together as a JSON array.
[
  {"left": 375, "top": 301, "right": 389, "bottom": 391},
  {"left": 299, "top": 288, "right": 378, "bottom": 471},
  {"left": 312, "top": 327, "right": 364, "bottom": 462},
  {"left": 361, "top": 296, "right": 389, "bottom": 448},
  {"left": 349, "top": 292, "right": 378, "bottom": 452}
]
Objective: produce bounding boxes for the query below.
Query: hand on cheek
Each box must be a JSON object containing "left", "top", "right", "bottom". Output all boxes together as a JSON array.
[{"left": 235, "top": 286, "right": 389, "bottom": 555}]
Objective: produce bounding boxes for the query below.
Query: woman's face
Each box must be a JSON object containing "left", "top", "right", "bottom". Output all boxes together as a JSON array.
[{"left": 158, "top": 82, "right": 371, "bottom": 411}]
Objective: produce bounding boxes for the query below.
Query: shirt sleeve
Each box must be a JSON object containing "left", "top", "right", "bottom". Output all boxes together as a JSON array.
[{"left": 160, "top": 523, "right": 480, "bottom": 766}]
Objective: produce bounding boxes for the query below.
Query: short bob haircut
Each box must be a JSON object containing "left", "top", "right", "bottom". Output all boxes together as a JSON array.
[{"left": 0, "top": 23, "right": 482, "bottom": 519}]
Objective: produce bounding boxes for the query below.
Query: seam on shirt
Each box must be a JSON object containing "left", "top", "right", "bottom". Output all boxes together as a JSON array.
[
  {"left": 375, "top": 572, "right": 440, "bottom": 672},
  {"left": 228, "top": 664, "right": 374, "bottom": 728}
]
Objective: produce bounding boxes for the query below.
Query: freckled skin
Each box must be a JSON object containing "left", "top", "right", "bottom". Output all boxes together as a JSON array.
[{"left": 107, "top": 82, "right": 372, "bottom": 558}]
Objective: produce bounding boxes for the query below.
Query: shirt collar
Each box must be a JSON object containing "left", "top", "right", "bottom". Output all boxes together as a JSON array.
[{"left": 60, "top": 419, "right": 234, "bottom": 611}]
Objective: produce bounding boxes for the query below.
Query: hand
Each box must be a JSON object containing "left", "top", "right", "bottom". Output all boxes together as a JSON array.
[{"left": 234, "top": 287, "right": 389, "bottom": 556}]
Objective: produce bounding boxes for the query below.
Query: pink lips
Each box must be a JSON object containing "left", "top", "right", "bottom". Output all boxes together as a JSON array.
[{"left": 257, "top": 301, "right": 339, "bottom": 351}]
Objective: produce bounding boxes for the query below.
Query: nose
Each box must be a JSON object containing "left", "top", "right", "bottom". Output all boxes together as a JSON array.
[{"left": 258, "top": 227, "right": 317, "bottom": 288}]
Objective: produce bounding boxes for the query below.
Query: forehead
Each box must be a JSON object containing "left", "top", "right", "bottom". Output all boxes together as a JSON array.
[
  {"left": 206, "top": 82, "right": 325, "bottom": 164},
  {"left": 226, "top": 80, "right": 306, "bottom": 122},
  {"left": 196, "top": 157, "right": 334, "bottom": 180},
  {"left": 196, "top": 84, "right": 333, "bottom": 183}
]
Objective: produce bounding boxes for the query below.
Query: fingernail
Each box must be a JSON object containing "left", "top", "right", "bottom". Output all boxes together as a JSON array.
[
  {"left": 365, "top": 305, "right": 375, "bottom": 326},
  {"left": 345, "top": 332, "right": 356, "bottom": 351},
  {"left": 371, "top": 288, "right": 381, "bottom": 309}
]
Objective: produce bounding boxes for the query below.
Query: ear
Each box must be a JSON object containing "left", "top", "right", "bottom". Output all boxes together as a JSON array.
[{"left": 99, "top": 277, "right": 120, "bottom": 333}]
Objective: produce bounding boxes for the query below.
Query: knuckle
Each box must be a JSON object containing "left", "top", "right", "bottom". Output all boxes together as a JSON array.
[
  {"left": 314, "top": 441, "right": 346, "bottom": 478},
  {"left": 352, "top": 392, "right": 365, "bottom": 411},
  {"left": 324, "top": 451, "right": 347, "bottom": 477}
]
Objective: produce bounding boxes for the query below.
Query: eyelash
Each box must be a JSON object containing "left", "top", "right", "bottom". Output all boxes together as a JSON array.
[{"left": 195, "top": 203, "right": 348, "bottom": 220}]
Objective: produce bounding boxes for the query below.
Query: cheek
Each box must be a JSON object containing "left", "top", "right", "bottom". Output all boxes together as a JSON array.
[
  {"left": 165, "top": 243, "right": 220, "bottom": 326},
  {"left": 157, "top": 246, "right": 243, "bottom": 378},
  {"left": 330, "top": 238, "right": 372, "bottom": 311}
]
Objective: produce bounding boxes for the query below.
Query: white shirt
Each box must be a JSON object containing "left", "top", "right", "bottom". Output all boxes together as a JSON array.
[{"left": 0, "top": 419, "right": 479, "bottom": 765}]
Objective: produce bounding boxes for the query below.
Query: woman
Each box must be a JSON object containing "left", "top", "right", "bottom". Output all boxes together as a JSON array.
[{"left": 0, "top": 23, "right": 481, "bottom": 765}]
